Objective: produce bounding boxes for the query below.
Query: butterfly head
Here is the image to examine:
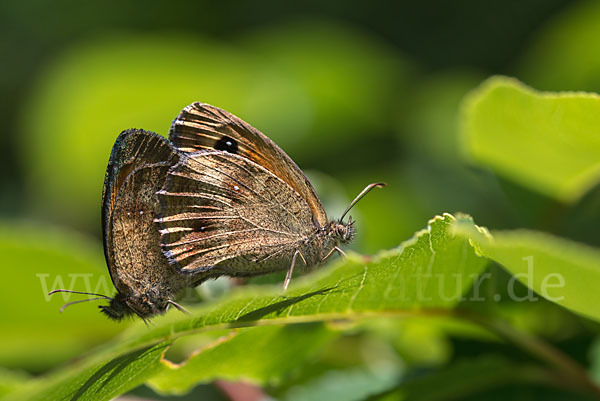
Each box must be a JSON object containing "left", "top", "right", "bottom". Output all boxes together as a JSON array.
[
  {"left": 49, "top": 289, "right": 185, "bottom": 322},
  {"left": 98, "top": 293, "right": 137, "bottom": 321},
  {"left": 329, "top": 218, "right": 356, "bottom": 245},
  {"left": 100, "top": 291, "right": 170, "bottom": 321}
]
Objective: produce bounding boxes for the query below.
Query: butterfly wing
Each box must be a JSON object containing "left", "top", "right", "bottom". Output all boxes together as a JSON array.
[
  {"left": 168, "top": 102, "right": 328, "bottom": 227},
  {"left": 156, "top": 150, "right": 319, "bottom": 276},
  {"left": 102, "top": 129, "right": 181, "bottom": 294}
]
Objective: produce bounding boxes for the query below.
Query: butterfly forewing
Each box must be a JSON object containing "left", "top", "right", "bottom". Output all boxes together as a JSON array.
[
  {"left": 156, "top": 150, "right": 316, "bottom": 275},
  {"left": 168, "top": 102, "right": 328, "bottom": 227}
]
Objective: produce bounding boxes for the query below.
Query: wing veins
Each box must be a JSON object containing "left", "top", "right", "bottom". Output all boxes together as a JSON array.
[{"left": 211, "top": 154, "right": 304, "bottom": 229}]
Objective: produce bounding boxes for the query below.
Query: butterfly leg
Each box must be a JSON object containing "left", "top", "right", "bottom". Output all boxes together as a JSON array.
[
  {"left": 297, "top": 251, "right": 308, "bottom": 266},
  {"left": 167, "top": 299, "right": 190, "bottom": 315},
  {"left": 283, "top": 250, "right": 302, "bottom": 291},
  {"left": 321, "top": 247, "right": 336, "bottom": 262},
  {"left": 321, "top": 246, "right": 347, "bottom": 264}
]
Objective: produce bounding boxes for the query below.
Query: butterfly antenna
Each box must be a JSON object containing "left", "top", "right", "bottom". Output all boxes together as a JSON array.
[
  {"left": 48, "top": 289, "right": 112, "bottom": 299},
  {"left": 168, "top": 300, "right": 191, "bottom": 315},
  {"left": 49, "top": 290, "right": 112, "bottom": 313},
  {"left": 339, "top": 182, "right": 386, "bottom": 222},
  {"left": 58, "top": 297, "right": 108, "bottom": 313}
]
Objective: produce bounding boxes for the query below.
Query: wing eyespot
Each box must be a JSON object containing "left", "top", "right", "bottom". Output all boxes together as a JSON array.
[{"left": 214, "top": 136, "right": 238, "bottom": 154}]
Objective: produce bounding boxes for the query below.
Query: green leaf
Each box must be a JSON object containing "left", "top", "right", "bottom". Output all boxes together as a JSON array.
[
  {"left": 454, "top": 217, "right": 600, "bottom": 322},
  {"left": 461, "top": 76, "right": 600, "bottom": 203},
  {"left": 5, "top": 342, "right": 172, "bottom": 401},
  {"left": 0, "top": 368, "right": 30, "bottom": 398},
  {"left": 4, "top": 213, "right": 488, "bottom": 401},
  {"left": 148, "top": 324, "right": 334, "bottom": 395}
]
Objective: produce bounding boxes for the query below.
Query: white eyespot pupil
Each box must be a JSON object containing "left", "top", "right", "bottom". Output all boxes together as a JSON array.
[
  {"left": 233, "top": 185, "right": 239, "bottom": 191},
  {"left": 140, "top": 211, "right": 144, "bottom": 215},
  {"left": 200, "top": 226, "right": 206, "bottom": 232},
  {"left": 226, "top": 141, "right": 232, "bottom": 147}
]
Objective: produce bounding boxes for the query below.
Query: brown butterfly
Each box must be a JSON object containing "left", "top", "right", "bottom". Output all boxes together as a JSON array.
[
  {"left": 157, "top": 103, "right": 384, "bottom": 288},
  {"left": 51, "top": 103, "right": 384, "bottom": 321}
]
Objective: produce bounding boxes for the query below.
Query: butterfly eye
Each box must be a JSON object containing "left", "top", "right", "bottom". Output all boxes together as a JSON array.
[{"left": 214, "top": 136, "right": 238, "bottom": 154}]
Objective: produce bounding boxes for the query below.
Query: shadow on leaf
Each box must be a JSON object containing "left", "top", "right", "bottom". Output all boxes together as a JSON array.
[
  {"left": 235, "top": 287, "right": 336, "bottom": 322},
  {"left": 69, "top": 342, "right": 168, "bottom": 401}
]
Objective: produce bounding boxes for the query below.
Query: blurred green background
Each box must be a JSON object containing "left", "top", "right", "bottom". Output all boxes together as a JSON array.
[
  {"left": 3, "top": 0, "right": 600, "bottom": 399},
  {"left": 6, "top": 0, "right": 597, "bottom": 251}
]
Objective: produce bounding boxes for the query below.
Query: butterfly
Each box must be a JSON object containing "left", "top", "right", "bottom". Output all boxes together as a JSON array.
[{"left": 50, "top": 103, "right": 384, "bottom": 321}]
